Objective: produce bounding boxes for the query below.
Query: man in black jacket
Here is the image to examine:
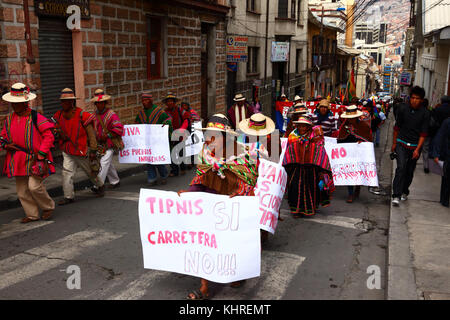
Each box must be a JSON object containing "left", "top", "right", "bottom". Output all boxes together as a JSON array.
[
  {"left": 391, "top": 86, "right": 430, "bottom": 206},
  {"left": 431, "top": 117, "right": 450, "bottom": 207}
]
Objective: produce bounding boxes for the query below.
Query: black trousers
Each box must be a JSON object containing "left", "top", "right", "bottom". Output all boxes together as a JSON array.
[
  {"left": 441, "top": 160, "right": 450, "bottom": 207},
  {"left": 392, "top": 143, "right": 418, "bottom": 198}
]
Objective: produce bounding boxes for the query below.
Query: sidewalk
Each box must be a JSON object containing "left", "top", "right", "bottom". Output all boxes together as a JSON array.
[
  {"left": 0, "top": 156, "right": 146, "bottom": 211},
  {"left": 388, "top": 158, "right": 450, "bottom": 300}
]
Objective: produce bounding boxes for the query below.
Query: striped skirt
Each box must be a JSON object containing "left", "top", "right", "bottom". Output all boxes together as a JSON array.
[{"left": 285, "top": 164, "right": 331, "bottom": 216}]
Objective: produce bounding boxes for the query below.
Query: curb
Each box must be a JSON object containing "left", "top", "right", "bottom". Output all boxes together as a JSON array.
[
  {"left": 387, "top": 162, "right": 419, "bottom": 300},
  {"left": 0, "top": 164, "right": 147, "bottom": 212}
]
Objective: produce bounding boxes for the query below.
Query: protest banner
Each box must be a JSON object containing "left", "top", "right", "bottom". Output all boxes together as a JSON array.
[
  {"left": 138, "top": 189, "right": 261, "bottom": 283},
  {"left": 324, "top": 138, "right": 379, "bottom": 187},
  {"left": 185, "top": 121, "right": 204, "bottom": 157},
  {"left": 119, "top": 124, "right": 171, "bottom": 164},
  {"left": 254, "top": 159, "right": 287, "bottom": 234},
  {"left": 252, "top": 138, "right": 288, "bottom": 234}
]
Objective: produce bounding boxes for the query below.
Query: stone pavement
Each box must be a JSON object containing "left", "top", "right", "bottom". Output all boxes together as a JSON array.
[
  {"left": 388, "top": 158, "right": 450, "bottom": 300},
  {"left": 0, "top": 155, "right": 146, "bottom": 211}
]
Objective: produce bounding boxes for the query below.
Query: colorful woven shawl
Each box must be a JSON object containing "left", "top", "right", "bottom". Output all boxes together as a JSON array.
[
  {"left": 283, "top": 126, "right": 332, "bottom": 172},
  {"left": 194, "top": 144, "right": 258, "bottom": 187}
]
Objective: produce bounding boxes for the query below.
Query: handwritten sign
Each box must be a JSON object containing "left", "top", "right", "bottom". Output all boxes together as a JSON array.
[
  {"left": 324, "top": 139, "right": 379, "bottom": 187},
  {"left": 138, "top": 189, "right": 261, "bottom": 283},
  {"left": 254, "top": 159, "right": 287, "bottom": 234},
  {"left": 119, "top": 124, "right": 171, "bottom": 164}
]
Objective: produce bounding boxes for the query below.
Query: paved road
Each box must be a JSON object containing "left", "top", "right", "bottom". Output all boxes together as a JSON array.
[{"left": 0, "top": 120, "right": 394, "bottom": 300}]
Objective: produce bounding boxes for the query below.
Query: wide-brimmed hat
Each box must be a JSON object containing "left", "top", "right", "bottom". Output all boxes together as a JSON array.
[
  {"left": 294, "top": 95, "right": 303, "bottom": 102},
  {"left": 196, "top": 113, "right": 236, "bottom": 135},
  {"left": 293, "top": 116, "right": 313, "bottom": 125},
  {"left": 60, "top": 88, "right": 78, "bottom": 100},
  {"left": 2, "top": 82, "right": 36, "bottom": 103},
  {"left": 289, "top": 103, "right": 309, "bottom": 115},
  {"left": 141, "top": 91, "right": 153, "bottom": 99},
  {"left": 91, "top": 88, "right": 111, "bottom": 103},
  {"left": 317, "top": 99, "right": 330, "bottom": 110},
  {"left": 233, "top": 93, "right": 246, "bottom": 102},
  {"left": 163, "top": 92, "right": 179, "bottom": 103},
  {"left": 340, "top": 105, "right": 364, "bottom": 119},
  {"left": 239, "top": 113, "right": 275, "bottom": 136}
]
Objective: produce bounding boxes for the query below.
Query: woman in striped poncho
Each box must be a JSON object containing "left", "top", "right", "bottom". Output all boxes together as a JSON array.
[
  {"left": 283, "top": 117, "right": 335, "bottom": 217},
  {"left": 178, "top": 114, "right": 258, "bottom": 300}
]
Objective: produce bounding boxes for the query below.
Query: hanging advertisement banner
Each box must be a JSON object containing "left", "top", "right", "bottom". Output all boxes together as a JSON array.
[{"left": 271, "top": 42, "right": 290, "bottom": 62}]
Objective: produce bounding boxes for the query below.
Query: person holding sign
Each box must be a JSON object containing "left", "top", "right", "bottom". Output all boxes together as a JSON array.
[
  {"left": 91, "top": 89, "right": 124, "bottom": 191},
  {"left": 178, "top": 114, "right": 258, "bottom": 300},
  {"left": 283, "top": 117, "right": 334, "bottom": 217},
  {"left": 311, "top": 99, "right": 338, "bottom": 137},
  {"left": 163, "top": 93, "right": 191, "bottom": 177},
  {"left": 135, "top": 92, "right": 173, "bottom": 186},
  {"left": 239, "top": 113, "right": 282, "bottom": 242},
  {"left": 337, "top": 105, "right": 373, "bottom": 203}
]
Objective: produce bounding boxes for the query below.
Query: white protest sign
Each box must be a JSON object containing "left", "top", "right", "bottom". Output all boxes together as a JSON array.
[
  {"left": 254, "top": 159, "right": 287, "bottom": 234},
  {"left": 138, "top": 189, "right": 261, "bottom": 283},
  {"left": 185, "top": 121, "right": 204, "bottom": 157},
  {"left": 119, "top": 124, "right": 171, "bottom": 164},
  {"left": 324, "top": 141, "right": 379, "bottom": 187},
  {"left": 250, "top": 138, "right": 288, "bottom": 234}
]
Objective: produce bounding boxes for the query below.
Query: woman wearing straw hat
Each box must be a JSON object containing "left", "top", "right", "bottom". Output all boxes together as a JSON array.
[
  {"left": 337, "top": 105, "right": 373, "bottom": 203},
  {"left": 239, "top": 113, "right": 282, "bottom": 243},
  {"left": 282, "top": 116, "right": 335, "bottom": 217},
  {"left": 179, "top": 114, "right": 258, "bottom": 300},
  {"left": 311, "top": 99, "right": 338, "bottom": 137},
  {"left": 53, "top": 88, "right": 104, "bottom": 205},
  {"left": 91, "top": 88, "right": 124, "bottom": 190},
  {"left": 0, "top": 83, "right": 56, "bottom": 223}
]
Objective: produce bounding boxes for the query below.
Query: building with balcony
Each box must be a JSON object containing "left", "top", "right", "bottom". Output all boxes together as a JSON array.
[{"left": 225, "top": 0, "right": 308, "bottom": 118}]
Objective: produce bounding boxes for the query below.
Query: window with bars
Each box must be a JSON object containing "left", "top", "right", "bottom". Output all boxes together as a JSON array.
[
  {"left": 296, "top": 49, "right": 303, "bottom": 74},
  {"left": 146, "top": 16, "right": 164, "bottom": 80},
  {"left": 291, "top": 0, "right": 296, "bottom": 19},
  {"left": 278, "top": 0, "right": 288, "bottom": 18},
  {"left": 247, "top": 47, "right": 259, "bottom": 74},
  {"left": 297, "top": 0, "right": 302, "bottom": 24}
]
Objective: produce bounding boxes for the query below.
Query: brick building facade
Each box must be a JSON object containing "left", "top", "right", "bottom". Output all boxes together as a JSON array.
[{"left": 0, "top": 0, "right": 229, "bottom": 165}]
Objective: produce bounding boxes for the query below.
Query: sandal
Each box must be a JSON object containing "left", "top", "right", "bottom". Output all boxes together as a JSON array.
[
  {"left": 21, "top": 217, "right": 39, "bottom": 224},
  {"left": 42, "top": 210, "right": 53, "bottom": 220},
  {"left": 186, "top": 289, "right": 209, "bottom": 300},
  {"left": 58, "top": 198, "right": 75, "bottom": 206},
  {"left": 230, "top": 280, "right": 246, "bottom": 288}
]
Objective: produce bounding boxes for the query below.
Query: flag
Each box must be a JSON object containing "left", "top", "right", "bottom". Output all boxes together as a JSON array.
[{"left": 347, "top": 69, "right": 356, "bottom": 102}]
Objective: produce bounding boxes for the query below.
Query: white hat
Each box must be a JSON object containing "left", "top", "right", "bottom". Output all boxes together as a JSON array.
[
  {"left": 2, "top": 82, "right": 36, "bottom": 103},
  {"left": 340, "top": 105, "right": 364, "bottom": 119},
  {"left": 233, "top": 94, "right": 246, "bottom": 102},
  {"left": 294, "top": 95, "right": 303, "bottom": 101}
]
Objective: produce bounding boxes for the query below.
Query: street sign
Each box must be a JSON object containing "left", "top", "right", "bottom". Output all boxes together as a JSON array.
[{"left": 226, "top": 36, "right": 248, "bottom": 62}]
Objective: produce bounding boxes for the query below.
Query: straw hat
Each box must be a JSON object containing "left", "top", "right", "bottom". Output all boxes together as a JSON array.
[
  {"left": 294, "top": 95, "right": 303, "bottom": 102},
  {"left": 340, "top": 105, "right": 364, "bottom": 119},
  {"left": 239, "top": 113, "right": 275, "bottom": 136},
  {"left": 2, "top": 82, "right": 36, "bottom": 103},
  {"left": 293, "top": 116, "right": 313, "bottom": 125},
  {"left": 233, "top": 93, "right": 246, "bottom": 102},
  {"left": 317, "top": 99, "right": 331, "bottom": 110},
  {"left": 289, "top": 102, "right": 309, "bottom": 115},
  {"left": 196, "top": 113, "right": 236, "bottom": 134},
  {"left": 90, "top": 88, "right": 111, "bottom": 103},
  {"left": 60, "top": 88, "right": 78, "bottom": 100},
  {"left": 162, "top": 92, "right": 179, "bottom": 103}
]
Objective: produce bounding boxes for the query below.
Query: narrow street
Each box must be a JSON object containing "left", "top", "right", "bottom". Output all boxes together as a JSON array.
[{"left": 0, "top": 119, "right": 394, "bottom": 300}]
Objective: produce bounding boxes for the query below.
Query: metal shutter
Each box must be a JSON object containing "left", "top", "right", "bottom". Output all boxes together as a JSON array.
[{"left": 38, "top": 17, "right": 75, "bottom": 117}]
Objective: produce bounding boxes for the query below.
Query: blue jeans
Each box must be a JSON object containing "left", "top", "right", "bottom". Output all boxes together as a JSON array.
[{"left": 147, "top": 164, "right": 168, "bottom": 183}]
